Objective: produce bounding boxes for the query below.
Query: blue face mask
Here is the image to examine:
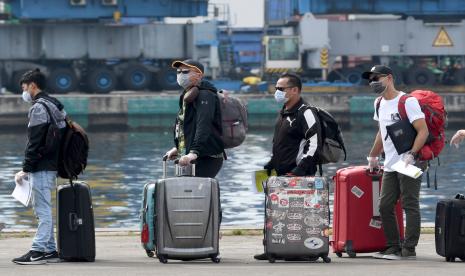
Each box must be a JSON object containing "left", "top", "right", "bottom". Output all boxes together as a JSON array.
[{"left": 274, "top": 89, "right": 289, "bottom": 104}]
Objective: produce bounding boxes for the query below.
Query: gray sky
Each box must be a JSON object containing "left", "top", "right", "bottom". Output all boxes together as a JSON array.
[
  {"left": 167, "top": 0, "right": 264, "bottom": 28},
  {"left": 210, "top": 0, "right": 264, "bottom": 28}
]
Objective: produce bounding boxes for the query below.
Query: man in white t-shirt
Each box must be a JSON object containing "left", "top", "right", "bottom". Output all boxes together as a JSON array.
[{"left": 363, "top": 65, "right": 429, "bottom": 260}]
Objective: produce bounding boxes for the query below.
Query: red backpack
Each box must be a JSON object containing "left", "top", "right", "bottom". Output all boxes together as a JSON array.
[
  {"left": 376, "top": 90, "right": 447, "bottom": 161},
  {"left": 398, "top": 90, "right": 447, "bottom": 161}
]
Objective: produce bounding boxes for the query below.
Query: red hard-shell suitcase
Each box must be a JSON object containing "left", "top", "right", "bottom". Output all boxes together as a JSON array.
[{"left": 332, "top": 166, "right": 404, "bottom": 257}]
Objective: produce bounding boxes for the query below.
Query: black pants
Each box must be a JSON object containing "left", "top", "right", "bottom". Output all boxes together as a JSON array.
[{"left": 195, "top": 156, "right": 223, "bottom": 178}]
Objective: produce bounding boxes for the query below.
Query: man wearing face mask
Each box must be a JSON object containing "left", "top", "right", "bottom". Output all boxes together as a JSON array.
[
  {"left": 13, "top": 69, "right": 67, "bottom": 265},
  {"left": 164, "top": 59, "right": 224, "bottom": 178},
  {"left": 363, "top": 65, "right": 429, "bottom": 260},
  {"left": 254, "top": 73, "right": 321, "bottom": 261}
]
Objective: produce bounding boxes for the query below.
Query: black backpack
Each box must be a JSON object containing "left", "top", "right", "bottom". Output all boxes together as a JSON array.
[
  {"left": 39, "top": 102, "right": 89, "bottom": 180},
  {"left": 59, "top": 118, "right": 89, "bottom": 180},
  {"left": 308, "top": 106, "right": 347, "bottom": 168}
]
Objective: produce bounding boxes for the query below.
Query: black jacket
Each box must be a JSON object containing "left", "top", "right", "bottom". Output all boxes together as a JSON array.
[
  {"left": 269, "top": 98, "right": 320, "bottom": 176},
  {"left": 23, "top": 92, "right": 67, "bottom": 173},
  {"left": 174, "top": 80, "right": 224, "bottom": 157}
]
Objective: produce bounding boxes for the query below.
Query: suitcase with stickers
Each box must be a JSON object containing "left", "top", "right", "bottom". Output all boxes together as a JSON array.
[
  {"left": 332, "top": 166, "right": 404, "bottom": 257},
  {"left": 264, "top": 176, "right": 331, "bottom": 263}
]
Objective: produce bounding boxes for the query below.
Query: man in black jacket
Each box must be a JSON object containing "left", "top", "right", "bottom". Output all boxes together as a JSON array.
[
  {"left": 165, "top": 59, "right": 224, "bottom": 178},
  {"left": 254, "top": 72, "right": 321, "bottom": 260},
  {"left": 266, "top": 73, "right": 320, "bottom": 177},
  {"left": 13, "top": 69, "right": 66, "bottom": 265}
]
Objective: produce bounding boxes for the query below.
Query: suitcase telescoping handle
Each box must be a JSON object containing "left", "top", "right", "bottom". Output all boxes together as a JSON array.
[
  {"left": 162, "top": 155, "right": 196, "bottom": 178},
  {"left": 174, "top": 159, "right": 196, "bottom": 176},
  {"left": 365, "top": 167, "right": 383, "bottom": 180}
]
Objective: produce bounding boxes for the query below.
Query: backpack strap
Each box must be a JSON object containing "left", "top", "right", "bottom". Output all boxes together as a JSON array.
[
  {"left": 36, "top": 101, "right": 58, "bottom": 125},
  {"left": 397, "top": 94, "right": 410, "bottom": 120},
  {"left": 375, "top": 96, "right": 382, "bottom": 119}
]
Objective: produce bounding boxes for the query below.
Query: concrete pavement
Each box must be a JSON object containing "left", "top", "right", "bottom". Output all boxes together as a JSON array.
[{"left": 0, "top": 233, "right": 462, "bottom": 276}]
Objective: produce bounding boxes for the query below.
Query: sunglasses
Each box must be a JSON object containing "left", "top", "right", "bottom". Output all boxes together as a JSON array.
[
  {"left": 275, "top": 86, "right": 295, "bottom": 91},
  {"left": 176, "top": 69, "right": 191, "bottom": 74},
  {"left": 369, "top": 74, "right": 387, "bottom": 83}
]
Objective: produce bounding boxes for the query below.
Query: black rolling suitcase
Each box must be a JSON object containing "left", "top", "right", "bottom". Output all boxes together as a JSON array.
[
  {"left": 57, "top": 181, "right": 96, "bottom": 262},
  {"left": 435, "top": 193, "right": 465, "bottom": 262}
]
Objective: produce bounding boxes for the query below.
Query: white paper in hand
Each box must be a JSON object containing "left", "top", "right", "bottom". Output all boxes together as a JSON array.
[
  {"left": 391, "top": 160, "right": 423, "bottom": 179},
  {"left": 11, "top": 176, "right": 32, "bottom": 207}
]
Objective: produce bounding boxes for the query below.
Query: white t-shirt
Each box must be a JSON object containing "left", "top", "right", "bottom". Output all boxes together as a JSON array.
[{"left": 373, "top": 92, "right": 425, "bottom": 172}]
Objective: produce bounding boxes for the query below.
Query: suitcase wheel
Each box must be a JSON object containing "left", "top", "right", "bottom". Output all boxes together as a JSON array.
[
  {"left": 446, "top": 257, "right": 455, "bottom": 262},
  {"left": 158, "top": 255, "right": 168, "bottom": 264},
  {"left": 211, "top": 255, "right": 221, "bottom": 263},
  {"left": 308, "top": 256, "right": 319, "bottom": 262},
  {"left": 335, "top": 252, "right": 343, "bottom": 258},
  {"left": 146, "top": 250, "right": 154, "bottom": 258},
  {"left": 347, "top": 251, "right": 357, "bottom": 258},
  {"left": 267, "top": 254, "right": 276, "bottom": 263},
  {"left": 322, "top": 256, "right": 331, "bottom": 263}
]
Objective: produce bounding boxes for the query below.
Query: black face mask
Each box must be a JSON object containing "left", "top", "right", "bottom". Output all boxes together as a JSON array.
[{"left": 369, "top": 81, "right": 387, "bottom": 94}]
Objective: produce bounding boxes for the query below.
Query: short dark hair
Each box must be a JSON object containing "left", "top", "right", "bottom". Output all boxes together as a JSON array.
[
  {"left": 279, "top": 72, "right": 302, "bottom": 91},
  {"left": 19, "top": 68, "right": 46, "bottom": 90}
]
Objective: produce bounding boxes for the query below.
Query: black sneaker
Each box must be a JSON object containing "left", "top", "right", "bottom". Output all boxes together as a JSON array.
[
  {"left": 401, "top": 247, "right": 417, "bottom": 260},
  {"left": 12, "top": 250, "right": 46, "bottom": 265},
  {"left": 43, "top": 251, "right": 62, "bottom": 263},
  {"left": 253, "top": 253, "right": 268, "bottom": 260}
]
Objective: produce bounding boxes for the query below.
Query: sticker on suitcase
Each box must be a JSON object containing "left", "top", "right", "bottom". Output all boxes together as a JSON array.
[
  {"left": 351, "top": 185, "right": 364, "bottom": 198},
  {"left": 271, "top": 233, "right": 285, "bottom": 244},
  {"left": 304, "top": 214, "right": 327, "bottom": 227},
  {"left": 369, "top": 218, "right": 382, "bottom": 229},
  {"left": 287, "top": 233, "right": 302, "bottom": 241},
  {"left": 304, "top": 237, "right": 324, "bottom": 249}
]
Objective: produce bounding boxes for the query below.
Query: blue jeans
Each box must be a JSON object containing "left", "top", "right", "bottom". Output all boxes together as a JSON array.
[{"left": 30, "top": 171, "right": 57, "bottom": 253}]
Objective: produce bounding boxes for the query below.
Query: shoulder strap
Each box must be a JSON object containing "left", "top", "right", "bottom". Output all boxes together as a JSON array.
[
  {"left": 398, "top": 94, "right": 410, "bottom": 120},
  {"left": 375, "top": 96, "right": 382, "bottom": 118},
  {"left": 36, "top": 101, "right": 58, "bottom": 125}
]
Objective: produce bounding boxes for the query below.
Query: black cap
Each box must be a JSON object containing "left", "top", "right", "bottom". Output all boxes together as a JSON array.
[
  {"left": 171, "top": 59, "right": 204, "bottom": 74},
  {"left": 361, "top": 65, "right": 393, "bottom": 79}
]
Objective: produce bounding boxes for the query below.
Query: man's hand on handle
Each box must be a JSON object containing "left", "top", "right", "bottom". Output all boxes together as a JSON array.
[
  {"left": 367, "top": 156, "right": 379, "bottom": 172},
  {"left": 179, "top": 153, "right": 198, "bottom": 166},
  {"left": 165, "top": 147, "right": 178, "bottom": 160}
]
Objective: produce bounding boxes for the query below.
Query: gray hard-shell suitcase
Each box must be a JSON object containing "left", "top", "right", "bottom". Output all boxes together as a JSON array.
[
  {"left": 155, "top": 158, "right": 221, "bottom": 263},
  {"left": 264, "top": 176, "right": 331, "bottom": 263}
]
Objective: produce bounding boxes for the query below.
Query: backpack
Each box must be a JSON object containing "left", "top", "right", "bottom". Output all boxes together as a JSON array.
[
  {"left": 375, "top": 90, "right": 447, "bottom": 161},
  {"left": 375, "top": 90, "right": 447, "bottom": 189},
  {"left": 308, "top": 106, "right": 347, "bottom": 165},
  {"left": 59, "top": 118, "right": 89, "bottom": 180},
  {"left": 217, "top": 90, "right": 248, "bottom": 149},
  {"left": 37, "top": 102, "right": 63, "bottom": 157},
  {"left": 39, "top": 101, "right": 89, "bottom": 180}
]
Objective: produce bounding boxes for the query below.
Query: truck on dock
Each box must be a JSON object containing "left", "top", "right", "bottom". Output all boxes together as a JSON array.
[
  {"left": 263, "top": 0, "right": 465, "bottom": 87},
  {"left": 0, "top": 0, "right": 219, "bottom": 94}
]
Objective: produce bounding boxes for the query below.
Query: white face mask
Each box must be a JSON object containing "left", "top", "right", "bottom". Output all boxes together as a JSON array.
[
  {"left": 274, "top": 89, "right": 288, "bottom": 104},
  {"left": 177, "top": 73, "right": 192, "bottom": 89},
  {"left": 22, "top": 91, "right": 32, "bottom": 103}
]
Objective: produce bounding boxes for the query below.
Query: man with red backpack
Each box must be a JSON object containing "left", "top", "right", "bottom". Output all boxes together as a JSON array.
[{"left": 364, "top": 65, "right": 430, "bottom": 260}]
